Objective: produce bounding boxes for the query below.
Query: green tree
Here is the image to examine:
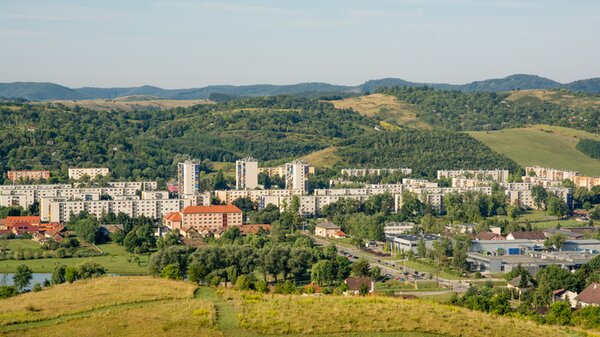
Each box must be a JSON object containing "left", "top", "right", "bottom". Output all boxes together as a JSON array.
[
  {"left": 65, "top": 266, "right": 78, "bottom": 283},
  {"left": 13, "top": 264, "right": 33, "bottom": 291},
  {"left": 547, "top": 197, "right": 568, "bottom": 219},
  {"left": 351, "top": 258, "right": 370, "bottom": 277},
  {"left": 51, "top": 265, "right": 67, "bottom": 285},
  {"left": 546, "top": 301, "right": 572, "bottom": 326},
  {"left": 75, "top": 218, "right": 99, "bottom": 243},
  {"left": 160, "top": 264, "right": 182, "bottom": 280},
  {"left": 531, "top": 185, "right": 548, "bottom": 210},
  {"left": 544, "top": 233, "right": 567, "bottom": 251}
]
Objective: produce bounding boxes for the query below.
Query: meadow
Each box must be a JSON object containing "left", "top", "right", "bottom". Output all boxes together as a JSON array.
[
  {"left": 0, "top": 243, "right": 149, "bottom": 275},
  {"left": 0, "top": 276, "right": 588, "bottom": 337},
  {"left": 469, "top": 125, "right": 600, "bottom": 176}
]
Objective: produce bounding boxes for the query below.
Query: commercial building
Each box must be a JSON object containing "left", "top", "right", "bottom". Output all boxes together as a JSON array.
[
  {"left": 68, "top": 167, "right": 110, "bottom": 180},
  {"left": 7, "top": 170, "right": 50, "bottom": 182},
  {"left": 383, "top": 222, "right": 416, "bottom": 235},
  {"left": 178, "top": 160, "right": 201, "bottom": 196},
  {"left": 468, "top": 250, "right": 599, "bottom": 274},
  {"left": 285, "top": 160, "right": 309, "bottom": 193},
  {"left": 386, "top": 234, "right": 440, "bottom": 254},
  {"left": 235, "top": 157, "right": 259, "bottom": 190}
]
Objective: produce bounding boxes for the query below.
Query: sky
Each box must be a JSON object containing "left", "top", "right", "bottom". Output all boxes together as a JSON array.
[{"left": 1, "top": 0, "right": 599, "bottom": 88}]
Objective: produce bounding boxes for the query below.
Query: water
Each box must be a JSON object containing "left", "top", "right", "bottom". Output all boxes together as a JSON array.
[{"left": 0, "top": 273, "right": 52, "bottom": 289}]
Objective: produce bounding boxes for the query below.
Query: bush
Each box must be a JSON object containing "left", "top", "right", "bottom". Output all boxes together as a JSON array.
[
  {"left": 235, "top": 274, "right": 252, "bottom": 290},
  {"left": 32, "top": 283, "right": 42, "bottom": 292},
  {"left": 255, "top": 280, "right": 268, "bottom": 293},
  {"left": 545, "top": 301, "right": 572, "bottom": 326},
  {"left": 77, "top": 261, "right": 106, "bottom": 279},
  {"left": 160, "top": 264, "right": 182, "bottom": 280},
  {"left": 0, "top": 285, "right": 18, "bottom": 299},
  {"left": 65, "top": 266, "right": 78, "bottom": 283}
]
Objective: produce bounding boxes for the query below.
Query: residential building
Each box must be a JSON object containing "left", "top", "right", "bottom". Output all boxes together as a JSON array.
[
  {"left": 383, "top": 222, "right": 415, "bottom": 235},
  {"left": 215, "top": 189, "right": 303, "bottom": 204},
  {"left": 259, "top": 165, "right": 315, "bottom": 177},
  {"left": 506, "top": 231, "right": 547, "bottom": 241},
  {"left": 503, "top": 183, "right": 572, "bottom": 210},
  {"left": 577, "top": 283, "right": 600, "bottom": 306},
  {"left": 7, "top": 170, "right": 50, "bottom": 182},
  {"left": 525, "top": 166, "right": 578, "bottom": 181},
  {"left": 572, "top": 176, "right": 600, "bottom": 189},
  {"left": 235, "top": 157, "right": 259, "bottom": 190},
  {"left": 395, "top": 186, "right": 492, "bottom": 214},
  {"left": 177, "top": 160, "right": 201, "bottom": 196},
  {"left": 552, "top": 289, "right": 578, "bottom": 308},
  {"left": 344, "top": 277, "right": 374, "bottom": 294},
  {"left": 285, "top": 160, "right": 309, "bottom": 193},
  {"left": 437, "top": 169, "right": 509, "bottom": 182},
  {"left": 6, "top": 216, "right": 41, "bottom": 227},
  {"left": 68, "top": 167, "right": 110, "bottom": 180},
  {"left": 239, "top": 224, "right": 271, "bottom": 235},
  {"left": 315, "top": 221, "right": 345, "bottom": 238},
  {"left": 169, "top": 205, "right": 243, "bottom": 232},
  {"left": 340, "top": 168, "right": 412, "bottom": 177}
]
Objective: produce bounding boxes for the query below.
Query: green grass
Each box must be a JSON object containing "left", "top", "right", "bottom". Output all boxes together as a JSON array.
[
  {"left": 491, "top": 210, "right": 587, "bottom": 229},
  {"left": 469, "top": 125, "right": 600, "bottom": 176},
  {"left": 376, "top": 280, "right": 445, "bottom": 292},
  {"left": 1, "top": 239, "right": 44, "bottom": 253},
  {"left": 401, "top": 260, "right": 462, "bottom": 280},
  {"left": 0, "top": 243, "right": 149, "bottom": 275}
]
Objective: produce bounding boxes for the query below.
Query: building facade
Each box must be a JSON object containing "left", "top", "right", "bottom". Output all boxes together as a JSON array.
[
  {"left": 285, "top": 160, "right": 309, "bottom": 193},
  {"left": 68, "top": 167, "right": 110, "bottom": 180},
  {"left": 7, "top": 170, "right": 50, "bottom": 182},
  {"left": 177, "top": 160, "right": 201, "bottom": 196},
  {"left": 235, "top": 157, "right": 259, "bottom": 190}
]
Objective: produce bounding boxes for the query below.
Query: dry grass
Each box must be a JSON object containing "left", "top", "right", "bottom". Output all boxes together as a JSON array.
[
  {"left": 330, "top": 94, "right": 430, "bottom": 129},
  {"left": 2, "top": 300, "right": 222, "bottom": 337},
  {"left": 231, "top": 291, "right": 577, "bottom": 337},
  {"left": 0, "top": 276, "right": 196, "bottom": 325},
  {"left": 507, "top": 89, "right": 600, "bottom": 109},
  {"left": 299, "top": 146, "right": 342, "bottom": 168},
  {"left": 41, "top": 97, "right": 213, "bottom": 111}
]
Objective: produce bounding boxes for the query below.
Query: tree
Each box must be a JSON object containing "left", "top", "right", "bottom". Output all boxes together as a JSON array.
[
  {"left": 546, "top": 301, "right": 572, "bottom": 326},
  {"left": 160, "top": 264, "right": 182, "bottom": 280},
  {"left": 417, "top": 238, "right": 427, "bottom": 258},
  {"left": 544, "top": 233, "right": 567, "bottom": 251},
  {"left": 156, "top": 230, "right": 182, "bottom": 250},
  {"left": 51, "top": 265, "right": 67, "bottom": 285},
  {"left": 75, "top": 218, "right": 99, "bottom": 243},
  {"left": 65, "top": 266, "right": 78, "bottom": 283},
  {"left": 547, "top": 197, "right": 568, "bottom": 219},
  {"left": 310, "top": 260, "right": 334, "bottom": 286},
  {"left": 351, "top": 258, "right": 370, "bottom": 277},
  {"left": 507, "top": 205, "right": 521, "bottom": 223},
  {"left": 77, "top": 262, "right": 106, "bottom": 279},
  {"left": 359, "top": 283, "right": 369, "bottom": 296},
  {"left": 531, "top": 185, "right": 548, "bottom": 210},
  {"left": 13, "top": 264, "right": 33, "bottom": 291}
]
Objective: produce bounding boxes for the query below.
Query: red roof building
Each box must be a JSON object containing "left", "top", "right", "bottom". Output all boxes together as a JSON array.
[
  {"left": 6, "top": 216, "right": 41, "bottom": 227},
  {"left": 165, "top": 205, "right": 243, "bottom": 232},
  {"left": 239, "top": 224, "right": 271, "bottom": 235}
]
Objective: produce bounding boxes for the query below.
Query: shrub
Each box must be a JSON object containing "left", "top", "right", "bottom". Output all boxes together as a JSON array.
[
  {"left": 0, "top": 285, "right": 18, "bottom": 299},
  {"left": 235, "top": 275, "right": 252, "bottom": 290},
  {"left": 255, "top": 280, "right": 268, "bottom": 293},
  {"left": 160, "top": 264, "right": 182, "bottom": 280}
]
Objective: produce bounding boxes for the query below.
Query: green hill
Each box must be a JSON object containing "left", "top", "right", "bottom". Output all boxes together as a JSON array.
[
  {"left": 469, "top": 125, "right": 600, "bottom": 176},
  {"left": 0, "top": 276, "right": 581, "bottom": 337}
]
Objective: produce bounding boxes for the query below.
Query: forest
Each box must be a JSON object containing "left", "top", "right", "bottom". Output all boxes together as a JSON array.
[
  {"left": 576, "top": 138, "right": 600, "bottom": 159},
  {"left": 379, "top": 87, "right": 600, "bottom": 133}
]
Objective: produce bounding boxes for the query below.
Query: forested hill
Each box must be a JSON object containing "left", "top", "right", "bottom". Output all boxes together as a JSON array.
[
  {"left": 2, "top": 74, "right": 600, "bottom": 100},
  {"left": 0, "top": 96, "right": 518, "bottom": 183}
]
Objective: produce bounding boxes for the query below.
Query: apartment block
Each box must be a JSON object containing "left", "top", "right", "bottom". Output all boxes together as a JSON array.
[
  {"left": 502, "top": 183, "right": 572, "bottom": 210},
  {"left": 285, "top": 160, "right": 310, "bottom": 192},
  {"left": 7, "top": 170, "right": 50, "bottom": 182},
  {"left": 235, "top": 157, "right": 259, "bottom": 190},
  {"left": 437, "top": 169, "right": 509, "bottom": 182},
  {"left": 259, "top": 165, "right": 315, "bottom": 177},
  {"left": 214, "top": 189, "right": 303, "bottom": 204},
  {"left": 340, "top": 168, "right": 412, "bottom": 177},
  {"left": 395, "top": 186, "right": 493, "bottom": 214},
  {"left": 178, "top": 160, "right": 201, "bottom": 195},
  {"left": 525, "top": 166, "right": 578, "bottom": 181},
  {"left": 40, "top": 196, "right": 189, "bottom": 223},
  {"left": 572, "top": 176, "right": 600, "bottom": 189},
  {"left": 165, "top": 205, "right": 243, "bottom": 232},
  {"left": 68, "top": 167, "right": 110, "bottom": 180}
]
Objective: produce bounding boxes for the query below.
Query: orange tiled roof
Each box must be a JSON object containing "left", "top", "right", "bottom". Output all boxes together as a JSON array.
[
  {"left": 182, "top": 205, "right": 242, "bottom": 214},
  {"left": 240, "top": 224, "right": 271, "bottom": 234},
  {"left": 6, "top": 216, "right": 41, "bottom": 226},
  {"left": 164, "top": 212, "right": 182, "bottom": 222}
]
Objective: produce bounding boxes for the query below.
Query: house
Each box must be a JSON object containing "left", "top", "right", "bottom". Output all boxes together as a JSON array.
[
  {"left": 506, "top": 231, "right": 547, "bottom": 241},
  {"left": 9, "top": 221, "right": 40, "bottom": 235},
  {"left": 543, "top": 228, "right": 585, "bottom": 240},
  {"left": 213, "top": 228, "right": 225, "bottom": 239},
  {"left": 163, "top": 212, "right": 183, "bottom": 230},
  {"left": 507, "top": 275, "right": 534, "bottom": 294},
  {"left": 5, "top": 216, "right": 41, "bottom": 227},
  {"left": 475, "top": 232, "right": 504, "bottom": 241},
  {"left": 315, "top": 221, "right": 342, "bottom": 238},
  {"left": 344, "top": 277, "right": 374, "bottom": 294},
  {"left": 577, "top": 283, "right": 600, "bottom": 306},
  {"left": 239, "top": 224, "right": 271, "bottom": 235},
  {"left": 552, "top": 289, "right": 578, "bottom": 308}
]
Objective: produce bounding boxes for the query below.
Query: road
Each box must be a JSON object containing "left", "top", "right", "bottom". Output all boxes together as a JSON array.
[{"left": 309, "top": 234, "right": 469, "bottom": 293}]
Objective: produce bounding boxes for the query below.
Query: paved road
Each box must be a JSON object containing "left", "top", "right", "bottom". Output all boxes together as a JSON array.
[{"left": 309, "top": 234, "right": 469, "bottom": 293}]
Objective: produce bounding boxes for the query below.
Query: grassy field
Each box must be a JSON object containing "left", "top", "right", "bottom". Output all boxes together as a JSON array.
[
  {"left": 507, "top": 89, "right": 600, "bottom": 109},
  {"left": 469, "top": 125, "right": 600, "bottom": 175},
  {"left": 492, "top": 210, "right": 589, "bottom": 229},
  {"left": 0, "top": 243, "right": 150, "bottom": 275},
  {"left": 0, "top": 277, "right": 590, "bottom": 337},
  {"left": 331, "top": 93, "right": 430, "bottom": 130},
  {"left": 42, "top": 96, "right": 213, "bottom": 111},
  {"left": 299, "top": 146, "right": 342, "bottom": 168},
  {"left": 1, "top": 240, "right": 44, "bottom": 253}
]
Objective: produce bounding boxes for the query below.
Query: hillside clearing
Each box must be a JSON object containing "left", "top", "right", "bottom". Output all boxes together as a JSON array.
[
  {"left": 330, "top": 94, "right": 430, "bottom": 130},
  {"left": 469, "top": 125, "right": 600, "bottom": 176},
  {"left": 40, "top": 97, "right": 213, "bottom": 111},
  {"left": 507, "top": 89, "right": 600, "bottom": 109},
  {"left": 299, "top": 146, "right": 341, "bottom": 168}
]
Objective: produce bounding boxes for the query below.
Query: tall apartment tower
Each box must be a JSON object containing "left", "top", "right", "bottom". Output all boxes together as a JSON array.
[
  {"left": 178, "top": 160, "right": 201, "bottom": 196},
  {"left": 285, "top": 160, "right": 309, "bottom": 193},
  {"left": 235, "top": 157, "right": 259, "bottom": 190}
]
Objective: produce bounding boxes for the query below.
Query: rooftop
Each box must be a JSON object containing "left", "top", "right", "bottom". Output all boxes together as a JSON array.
[{"left": 182, "top": 205, "right": 242, "bottom": 214}]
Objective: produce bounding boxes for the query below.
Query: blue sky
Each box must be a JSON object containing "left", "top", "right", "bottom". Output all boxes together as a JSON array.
[{"left": 1, "top": 0, "right": 599, "bottom": 88}]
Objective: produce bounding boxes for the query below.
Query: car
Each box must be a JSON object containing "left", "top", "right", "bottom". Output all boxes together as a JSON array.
[{"left": 352, "top": 256, "right": 358, "bottom": 260}]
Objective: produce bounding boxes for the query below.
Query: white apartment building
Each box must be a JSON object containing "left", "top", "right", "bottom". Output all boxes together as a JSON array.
[
  {"left": 285, "top": 160, "right": 309, "bottom": 193},
  {"left": 68, "top": 167, "right": 110, "bottom": 180},
  {"left": 402, "top": 179, "right": 439, "bottom": 188},
  {"left": 40, "top": 196, "right": 190, "bottom": 223},
  {"left": 340, "top": 168, "right": 412, "bottom": 177},
  {"left": 395, "top": 186, "right": 493, "bottom": 214},
  {"left": 502, "top": 183, "right": 572, "bottom": 210},
  {"left": 437, "top": 169, "right": 510, "bottom": 182},
  {"left": 235, "top": 157, "right": 259, "bottom": 190},
  {"left": 214, "top": 189, "right": 303, "bottom": 204},
  {"left": 178, "top": 160, "right": 201, "bottom": 196}
]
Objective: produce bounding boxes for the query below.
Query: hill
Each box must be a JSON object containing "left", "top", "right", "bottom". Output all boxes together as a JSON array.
[
  {"left": 0, "top": 276, "right": 581, "bottom": 337},
  {"left": 330, "top": 93, "right": 430, "bottom": 130},
  {"left": 42, "top": 97, "right": 213, "bottom": 111},
  {"left": 469, "top": 125, "right": 600, "bottom": 176},
  {"left": 2, "top": 74, "right": 600, "bottom": 101}
]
